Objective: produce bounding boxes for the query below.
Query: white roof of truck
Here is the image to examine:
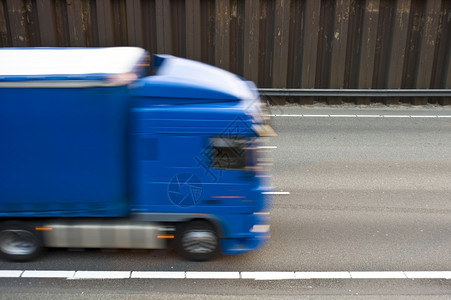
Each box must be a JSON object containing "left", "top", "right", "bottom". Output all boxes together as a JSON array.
[{"left": 0, "top": 47, "right": 147, "bottom": 86}]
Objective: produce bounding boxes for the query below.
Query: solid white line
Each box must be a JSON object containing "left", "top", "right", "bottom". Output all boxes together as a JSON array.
[
  {"left": 241, "top": 272, "right": 296, "bottom": 280},
  {"left": 356, "top": 115, "right": 382, "bottom": 118},
  {"left": 131, "top": 271, "right": 185, "bottom": 279},
  {"left": 73, "top": 271, "right": 131, "bottom": 279},
  {"left": 22, "top": 270, "right": 75, "bottom": 278},
  {"left": 350, "top": 271, "right": 406, "bottom": 279},
  {"left": 383, "top": 115, "right": 411, "bottom": 118},
  {"left": 295, "top": 272, "right": 350, "bottom": 279},
  {"left": 258, "top": 146, "right": 278, "bottom": 149},
  {"left": 186, "top": 272, "right": 240, "bottom": 279},
  {"left": 404, "top": 271, "right": 451, "bottom": 279},
  {"left": 0, "top": 270, "right": 23, "bottom": 278},
  {"left": 3, "top": 270, "right": 451, "bottom": 280}
]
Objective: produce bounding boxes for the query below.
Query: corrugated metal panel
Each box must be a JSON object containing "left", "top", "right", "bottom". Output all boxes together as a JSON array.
[{"left": 0, "top": 0, "right": 450, "bottom": 104}]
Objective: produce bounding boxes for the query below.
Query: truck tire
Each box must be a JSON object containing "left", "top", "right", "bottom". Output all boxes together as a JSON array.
[
  {"left": 0, "top": 222, "right": 43, "bottom": 262},
  {"left": 177, "top": 220, "right": 219, "bottom": 261}
]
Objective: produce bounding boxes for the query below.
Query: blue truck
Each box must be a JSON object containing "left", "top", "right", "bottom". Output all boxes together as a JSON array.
[{"left": 0, "top": 47, "right": 274, "bottom": 261}]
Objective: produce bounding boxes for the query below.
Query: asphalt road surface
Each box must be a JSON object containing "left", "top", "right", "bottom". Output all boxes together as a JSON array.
[{"left": 1, "top": 105, "right": 451, "bottom": 298}]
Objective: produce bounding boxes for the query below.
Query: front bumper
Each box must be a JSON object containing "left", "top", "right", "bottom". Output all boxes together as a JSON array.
[{"left": 220, "top": 224, "right": 270, "bottom": 255}]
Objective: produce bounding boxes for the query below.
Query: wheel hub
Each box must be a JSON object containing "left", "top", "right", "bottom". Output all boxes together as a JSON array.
[{"left": 182, "top": 230, "right": 217, "bottom": 254}]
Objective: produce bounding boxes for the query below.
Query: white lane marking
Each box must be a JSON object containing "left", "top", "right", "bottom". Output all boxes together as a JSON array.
[
  {"left": 241, "top": 272, "right": 296, "bottom": 280},
  {"left": 404, "top": 271, "right": 451, "bottom": 279},
  {"left": 295, "top": 272, "right": 350, "bottom": 279},
  {"left": 382, "top": 115, "right": 411, "bottom": 118},
  {"left": 22, "top": 270, "right": 76, "bottom": 278},
  {"left": 258, "top": 146, "right": 278, "bottom": 149},
  {"left": 272, "top": 114, "right": 305, "bottom": 117},
  {"left": 302, "top": 114, "right": 330, "bottom": 117},
  {"left": 0, "top": 270, "right": 23, "bottom": 278},
  {"left": 131, "top": 271, "right": 185, "bottom": 279},
  {"left": 186, "top": 272, "right": 240, "bottom": 279},
  {"left": 72, "top": 271, "right": 131, "bottom": 279},
  {"left": 263, "top": 191, "right": 290, "bottom": 195},
  {"left": 2, "top": 270, "right": 451, "bottom": 280},
  {"left": 356, "top": 115, "right": 382, "bottom": 118},
  {"left": 269, "top": 114, "right": 451, "bottom": 118},
  {"left": 330, "top": 115, "right": 357, "bottom": 118},
  {"left": 350, "top": 271, "right": 406, "bottom": 279},
  {"left": 410, "top": 115, "right": 438, "bottom": 118}
]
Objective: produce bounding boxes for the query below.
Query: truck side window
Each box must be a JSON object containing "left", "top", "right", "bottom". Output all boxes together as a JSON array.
[{"left": 211, "top": 137, "right": 246, "bottom": 170}]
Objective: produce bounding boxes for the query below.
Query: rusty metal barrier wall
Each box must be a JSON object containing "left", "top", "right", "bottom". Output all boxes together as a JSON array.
[{"left": 1, "top": 0, "right": 450, "bottom": 105}]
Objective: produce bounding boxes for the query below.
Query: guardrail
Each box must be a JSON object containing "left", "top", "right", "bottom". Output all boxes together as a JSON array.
[
  {"left": 259, "top": 89, "right": 451, "bottom": 97},
  {"left": 258, "top": 89, "right": 451, "bottom": 105}
]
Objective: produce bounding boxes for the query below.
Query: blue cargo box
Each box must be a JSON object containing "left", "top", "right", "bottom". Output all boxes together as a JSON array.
[{"left": 0, "top": 47, "right": 148, "bottom": 217}]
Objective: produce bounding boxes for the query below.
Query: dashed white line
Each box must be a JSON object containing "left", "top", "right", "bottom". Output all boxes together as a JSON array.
[
  {"left": 263, "top": 191, "right": 290, "bottom": 195},
  {"left": 1, "top": 270, "right": 450, "bottom": 280}
]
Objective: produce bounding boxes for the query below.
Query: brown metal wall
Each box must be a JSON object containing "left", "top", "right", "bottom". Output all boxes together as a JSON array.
[{"left": 1, "top": 0, "right": 450, "bottom": 104}]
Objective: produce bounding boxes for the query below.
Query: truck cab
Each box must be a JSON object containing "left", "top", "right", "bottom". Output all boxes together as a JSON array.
[{"left": 129, "top": 55, "right": 274, "bottom": 259}]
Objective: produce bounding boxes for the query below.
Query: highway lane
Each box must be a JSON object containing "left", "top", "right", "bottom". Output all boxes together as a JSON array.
[
  {"left": 1, "top": 105, "right": 450, "bottom": 297},
  {"left": 267, "top": 105, "right": 451, "bottom": 271}
]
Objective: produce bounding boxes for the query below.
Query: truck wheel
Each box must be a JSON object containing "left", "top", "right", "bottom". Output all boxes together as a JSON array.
[
  {"left": 177, "top": 221, "right": 219, "bottom": 261},
  {"left": 0, "top": 222, "right": 43, "bottom": 261}
]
